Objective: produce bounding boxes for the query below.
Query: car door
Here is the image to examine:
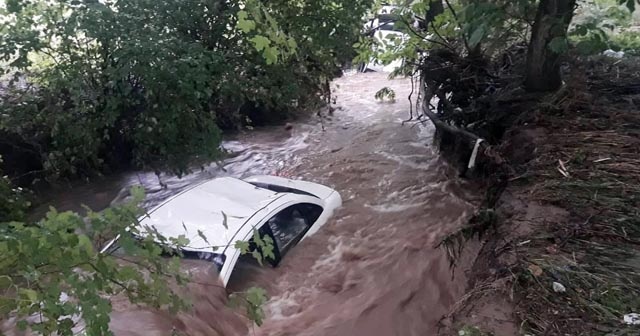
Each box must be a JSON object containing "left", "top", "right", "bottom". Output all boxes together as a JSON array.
[
  {"left": 222, "top": 194, "right": 331, "bottom": 286},
  {"left": 248, "top": 198, "right": 324, "bottom": 265},
  {"left": 264, "top": 202, "right": 323, "bottom": 257}
]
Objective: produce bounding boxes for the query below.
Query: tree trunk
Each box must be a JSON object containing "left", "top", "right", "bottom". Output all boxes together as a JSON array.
[
  {"left": 417, "top": 0, "right": 444, "bottom": 30},
  {"left": 524, "top": 0, "right": 576, "bottom": 92}
]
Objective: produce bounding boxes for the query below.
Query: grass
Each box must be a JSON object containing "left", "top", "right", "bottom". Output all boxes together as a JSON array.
[
  {"left": 436, "top": 57, "right": 640, "bottom": 335},
  {"left": 511, "top": 58, "right": 640, "bottom": 335}
]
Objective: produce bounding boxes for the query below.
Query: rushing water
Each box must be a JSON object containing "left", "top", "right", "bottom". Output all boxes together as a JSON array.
[{"left": 21, "top": 72, "right": 481, "bottom": 336}]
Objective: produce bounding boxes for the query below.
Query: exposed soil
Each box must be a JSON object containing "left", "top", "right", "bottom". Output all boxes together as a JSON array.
[{"left": 440, "top": 57, "right": 640, "bottom": 335}]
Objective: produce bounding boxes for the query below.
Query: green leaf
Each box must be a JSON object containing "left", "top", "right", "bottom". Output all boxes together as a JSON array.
[
  {"left": 573, "top": 24, "right": 588, "bottom": 36},
  {"left": 19, "top": 289, "right": 38, "bottom": 302},
  {"left": 287, "top": 38, "right": 297, "bottom": 50},
  {"left": 244, "top": 287, "right": 267, "bottom": 325},
  {"left": 78, "top": 235, "right": 94, "bottom": 253},
  {"left": 130, "top": 186, "right": 145, "bottom": 203},
  {"left": 575, "top": 39, "right": 607, "bottom": 55},
  {"left": 548, "top": 37, "right": 569, "bottom": 54},
  {"left": 174, "top": 234, "right": 190, "bottom": 247},
  {"left": 237, "top": 10, "right": 248, "bottom": 21},
  {"left": 234, "top": 240, "right": 250, "bottom": 254},
  {"left": 468, "top": 25, "right": 486, "bottom": 48},
  {"left": 118, "top": 266, "right": 140, "bottom": 281},
  {"left": 251, "top": 250, "right": 263, "bottom": 266},
  {"left": 252, "top": 229, "right": 263, "bottom": 247},
  {"left": 237, "top": 10, "right": 256, "bottom": 33},
  {"left": 250, "top": 35, "right": 271, "bottom": 52},
  {"left": 261, "top": 235, "right": 275, "bottom": 261},
  {"left": 264, "top": 47, "right": 279, "bottom": 65},
  {"left": 5, "top": 0, "right": 22, "bottom": 13},
  {"left": 245, "top": 287, "right": 267, "bottom": 306}
]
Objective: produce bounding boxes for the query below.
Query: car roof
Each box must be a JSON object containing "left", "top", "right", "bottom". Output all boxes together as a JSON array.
[
  {"left": 244, "top": 175, "right": 336, "bottom": 200},
  {"left": 138, "top": 177, "right": 283, "bottom": 252}
]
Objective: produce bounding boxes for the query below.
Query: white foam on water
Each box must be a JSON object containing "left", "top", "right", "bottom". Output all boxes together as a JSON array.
[
  {"left": 266, "top": 295, "right": 302, "bottom": 320},
  {"left": 365, "top": 203, "right": 422, "bottom": 213},
  {"left": 310, "top": 236, "right": 351, "bottom": 274},
  {"left": 376, "top": 150, "right": 437, "bottom": 170}
]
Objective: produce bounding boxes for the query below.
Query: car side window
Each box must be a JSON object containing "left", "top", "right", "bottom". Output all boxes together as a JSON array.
[
  {"left": 266, "top": 203, "right": 323, "bottom": 256},
  {"left": 379, "top": 22, "right": 394, "bottom": 31},
  {"left": 248, "top": 182, "right": 318, "bottom": 198}
]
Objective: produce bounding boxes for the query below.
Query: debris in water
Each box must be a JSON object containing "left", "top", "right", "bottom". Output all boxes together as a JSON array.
[
  {"left": 458, "top": 326, "right": 486, "bottom": 336},
  {"left": 552, "top": 282, "right": 566, "bottom": 293},
  {"left": 557, "top": 159, "right": 570, "bottom": 178},
  {"left": 545, "top": 244, "right": 559, "bottom": 254},
  {"left": 528, "top": 264, "right": 543, "bottom": 277},
  {"left": 623, "top": 313, "right": 640, "bottom": 325},
  {"left": 603, "top": 49, "right": 625, "bottom": 59},
  {"left": 517, "top": 239, "right": 531, "bottom": 246},
  {"left": 467, "top": 138, "right": 484, "bottom": 169}
]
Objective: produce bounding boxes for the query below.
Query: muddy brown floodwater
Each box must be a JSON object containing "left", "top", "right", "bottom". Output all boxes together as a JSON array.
[{"left": 24, "top": 72, "right": 482, "bottom": 336}]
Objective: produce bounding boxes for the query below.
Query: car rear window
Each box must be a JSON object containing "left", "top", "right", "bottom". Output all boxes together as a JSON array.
[{"left": 249, "top": 182, "right": 319, "bottom": 198}]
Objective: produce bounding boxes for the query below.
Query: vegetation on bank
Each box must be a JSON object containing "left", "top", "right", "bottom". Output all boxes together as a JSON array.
[
  {"left": 513, "top": 58, "right": 640, "bottom": 335},
  {"left": 362, "top": 0, "right": 640, "bottom": 334}
]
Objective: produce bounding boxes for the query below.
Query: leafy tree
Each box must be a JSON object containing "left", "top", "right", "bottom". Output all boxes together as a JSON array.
[
  {"left": 362, "top": 0, "right": 637, "bottom": 93},
  {"left": 570, "top": 0, "right": 637, "bottom": 54},
  {"left": 0, "top": 0, "right": 371, "bottom": 180}
]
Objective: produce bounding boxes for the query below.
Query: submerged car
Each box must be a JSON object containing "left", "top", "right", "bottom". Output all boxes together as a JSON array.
[
  {"left": 102, "top": 175, "right": 342, "bottom": 286},
  {"left": 361, "top": 5, "right": 409, "bottom": 73}
]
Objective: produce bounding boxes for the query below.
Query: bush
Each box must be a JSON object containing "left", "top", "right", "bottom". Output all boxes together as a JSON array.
[
  {"left": 0, "top": 176, "right": 29, "bottom": 223},
  {"left": 610, "top": 30, "right": 640, "bottom": 54},
  {"left": 0, "top": 0, "right": 370, "bottom": 179},
  {"left": 0, "top": 187, "right": 192, "bottom": 335}
]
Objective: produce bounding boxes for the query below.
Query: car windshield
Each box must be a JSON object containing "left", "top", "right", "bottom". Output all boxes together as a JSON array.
[
  {"left": 103, "top": 234, "right": 226, "bottom": 271},
  {"left": 379, "top": 22, "right": 395, "bottom": 31}
]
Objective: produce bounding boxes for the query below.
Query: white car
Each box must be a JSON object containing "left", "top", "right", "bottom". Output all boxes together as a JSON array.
[
  {"left": 362, "top": 6, "right": 408, "bottom": 73},
  {"left": 102, "top": 176, "right": 342, "bottom": 286}
]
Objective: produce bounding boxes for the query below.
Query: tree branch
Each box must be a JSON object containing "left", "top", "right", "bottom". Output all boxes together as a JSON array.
[
  {"left": 444, "top": 0, "right": 471, "bottom": 53},
  {"left": 398, "top": 15, "right": 455, "bottom": 51}
]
